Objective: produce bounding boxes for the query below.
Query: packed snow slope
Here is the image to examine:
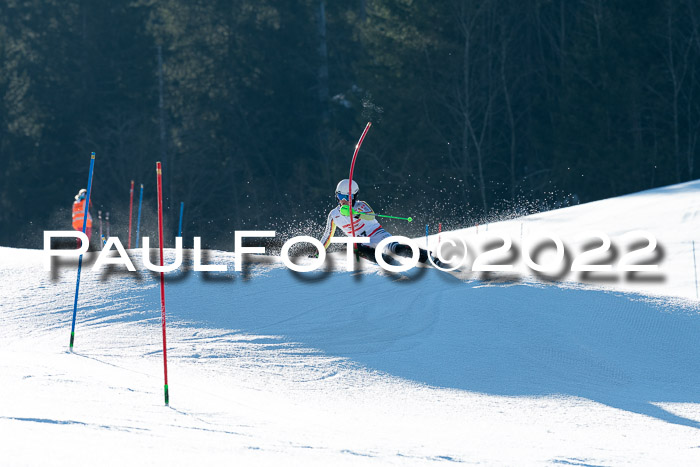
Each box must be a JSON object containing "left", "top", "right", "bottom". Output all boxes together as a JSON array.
[{"left": 3, "top": 180, "right": 700, "bottom": 465}]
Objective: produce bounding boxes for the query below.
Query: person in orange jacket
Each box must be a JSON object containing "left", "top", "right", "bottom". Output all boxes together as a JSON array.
[{"left": 72, "top": 188, "right": 93, "bottom": 247}]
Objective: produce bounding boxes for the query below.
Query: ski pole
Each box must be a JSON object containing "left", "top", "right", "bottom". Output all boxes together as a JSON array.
[
  {"left": 136, "top": 184, "right": 144, "bottom": 248},
  {"left": 339, "top": 204, "right": 412, "bottom": 222},
  {"left": 375, "top": 213, "right": 413, "bottom": 222},
  {"left": 70, "top": 152, "right": 95, "bottom": 350}
]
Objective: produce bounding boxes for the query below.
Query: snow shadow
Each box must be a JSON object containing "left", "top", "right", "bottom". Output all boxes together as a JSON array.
[{"left": 157, "top": 267, "right": 700, "bottom": 428}]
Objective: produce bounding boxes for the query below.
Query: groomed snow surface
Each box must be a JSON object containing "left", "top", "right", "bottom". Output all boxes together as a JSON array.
[{"left": 3, "top": 181, "right": 700, "bottom": 465}]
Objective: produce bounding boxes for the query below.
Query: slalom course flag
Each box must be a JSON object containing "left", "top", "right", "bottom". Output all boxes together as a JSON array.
[
  {"left": 177, "top": 202, "right": 184, "bottom": 238},
  {"left": 348, "top": 122, "right": 372, "bottom": 250},
  {"left": 128, "top": 180, "right": 134, "bottom": 249},
  {"left": 69, "top": 152, "right": 96, "bottom": 350},
  {"left": 156, "top": 162, "right": 170, "bottom": 405},
  {"left": 136, "top": 184, "right": 144, "bottom": 248}
]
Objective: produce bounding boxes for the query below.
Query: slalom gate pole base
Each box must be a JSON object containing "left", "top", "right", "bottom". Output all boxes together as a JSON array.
[
  {"left": 164, "top": 384, "right": 169, "bottom": 406},
  {"left": 69, "top": 332, "right": 75, "bottom": 350}
]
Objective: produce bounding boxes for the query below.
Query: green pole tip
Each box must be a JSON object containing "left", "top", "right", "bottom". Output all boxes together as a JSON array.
[
  {"left": 408, "top": 217, "right": 413, "bottom": 222},
  {"left": 164, "top": 384, "right": 169, "bottom": 405}
]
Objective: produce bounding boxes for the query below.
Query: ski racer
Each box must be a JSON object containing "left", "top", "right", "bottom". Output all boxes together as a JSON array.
[
  {"left": 72, "top": 188, "right": 93, "bottom": 247},
  {"left": 320, "top": 179, "right": 431, "bottom": 263}
]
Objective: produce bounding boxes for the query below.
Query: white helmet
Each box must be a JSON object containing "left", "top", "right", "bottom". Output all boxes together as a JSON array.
[{"left": 335, "top": 179, "right": 359, "bottom": 196}]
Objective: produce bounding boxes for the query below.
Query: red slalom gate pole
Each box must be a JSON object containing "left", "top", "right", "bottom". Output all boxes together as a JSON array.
[
  {"left": 438, "top": 222, "right": 442, "bottom": 245},
  {"left": 128, "top": 180, "right": 134, "bottom": 249},
  {"left": 348, "top": 122, "right": 372, "bottom": 251},
  {"left": 156, "top": 162, "right": 169, "bottom": 405}
]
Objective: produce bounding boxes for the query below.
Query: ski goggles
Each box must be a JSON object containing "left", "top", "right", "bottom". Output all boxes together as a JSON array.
[{"left": 336, "top": 193, "right": 350, "bottom": 201}]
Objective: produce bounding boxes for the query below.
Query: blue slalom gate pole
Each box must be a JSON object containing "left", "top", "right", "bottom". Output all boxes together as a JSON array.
[
  {"left": 70, "top": 152, "right": 95, "bottom": 350},
  {"left": 425, "top": 224, "right": 429, "bottom": 251},
  {"left": 178, "top": 201, "right": 184, "bottom": 238},
  {"left": 135, "top": 184, "right": 144, "bottom": 248}
]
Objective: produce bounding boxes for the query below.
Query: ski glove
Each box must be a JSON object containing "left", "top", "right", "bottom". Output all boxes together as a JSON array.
[{"left": 339, "top": 204, "right": 375, "bottom": 220}]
